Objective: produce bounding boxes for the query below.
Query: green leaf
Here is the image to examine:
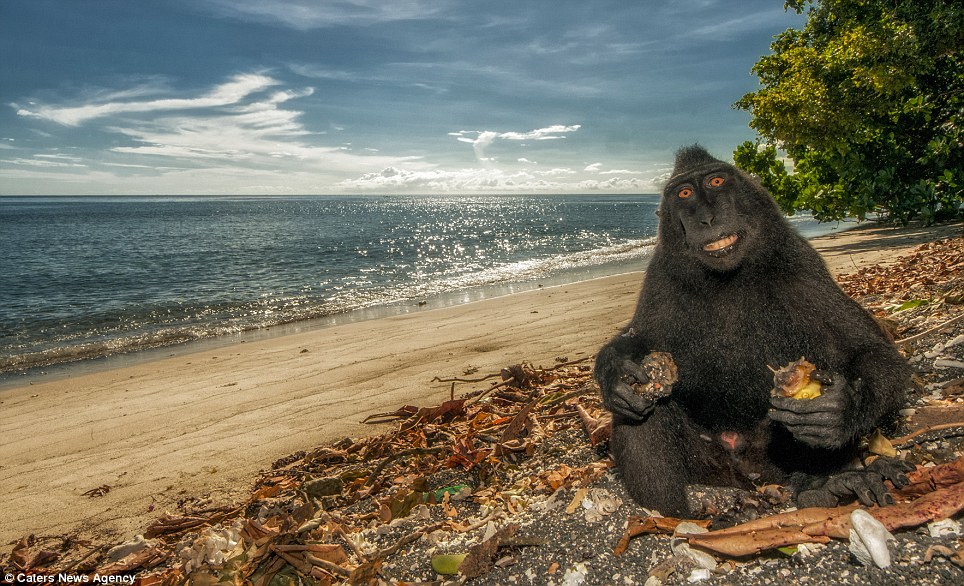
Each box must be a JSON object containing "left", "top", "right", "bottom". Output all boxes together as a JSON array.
[
  {"left": 887, "top": 299, "right": 929, "bottom": 312},
  {"left": 426, "top": 484, "right": 471, "bottom": 502},
  {"left": 777, "top": 545, "right": 799, "bottom": 556},
  {"left": 431, "top": 553, "right": 468, "bottom": 575}
]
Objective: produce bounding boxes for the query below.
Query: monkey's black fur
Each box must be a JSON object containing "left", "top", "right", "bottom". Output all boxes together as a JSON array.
[{"left": 594, "top": 145, "right": 912, "bottom": 515}]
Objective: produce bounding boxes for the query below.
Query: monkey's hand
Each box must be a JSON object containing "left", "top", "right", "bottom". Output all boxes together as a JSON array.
[
  {"left": 796, "top": 457, "right": 915, "bottom": 508},
  {"left": 600, "top": 357, "right": 667, "bottom": 423},
  {"left": 768, "top": 371, "right": 854, "bottom": 449}
]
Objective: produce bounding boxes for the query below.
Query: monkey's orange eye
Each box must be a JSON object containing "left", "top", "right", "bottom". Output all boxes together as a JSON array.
[
  {"left": 706, "top": 176, "right": 725, "bottom": 188},
  {"left": 677, "top": 186, "right": 693, "bottom": 199}
]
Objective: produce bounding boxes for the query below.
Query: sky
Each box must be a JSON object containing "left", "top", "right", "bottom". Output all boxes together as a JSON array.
[{"left": 0, "top": 1, "right": 805, "bottom": 195}]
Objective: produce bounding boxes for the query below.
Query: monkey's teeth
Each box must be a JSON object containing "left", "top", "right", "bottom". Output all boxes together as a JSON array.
[{"left": 703, "top": 234, "right": 739, "bottom": 252}]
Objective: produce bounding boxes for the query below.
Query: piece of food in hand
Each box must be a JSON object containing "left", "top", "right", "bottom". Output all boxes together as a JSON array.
[
  {"left": 771, "top": 357, "right": 823, "bottom": 399},
  {"left": 622, "top": 351, "right": 678, "bottom": 400}
]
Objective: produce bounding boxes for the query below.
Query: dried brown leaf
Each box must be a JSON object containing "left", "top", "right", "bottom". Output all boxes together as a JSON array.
[
  {"left": 459, "top": 523, "right": 519, "bottom": 578},
  {"left": 144, "top": 515, "right": 207, "bottom": 538},
  {"left": 614, "top": 516, "right": 712, "bottom": 556},
  {"left": 95, "top": 546, "right": 167, "bottom": 575}
]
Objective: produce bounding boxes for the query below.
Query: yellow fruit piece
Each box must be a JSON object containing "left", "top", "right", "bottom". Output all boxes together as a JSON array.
[{"left": 791, "top": 380, "right": 823, "bottom": 400}]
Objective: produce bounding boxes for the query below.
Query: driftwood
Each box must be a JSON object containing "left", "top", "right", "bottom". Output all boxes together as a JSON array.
[{"left": 684, "top": 479, "right": 964, "bottom": 557}]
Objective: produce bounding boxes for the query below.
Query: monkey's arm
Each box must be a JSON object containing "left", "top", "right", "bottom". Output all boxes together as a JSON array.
[{"left": 594, "top": 332, "right": 663, "bottom": 422}]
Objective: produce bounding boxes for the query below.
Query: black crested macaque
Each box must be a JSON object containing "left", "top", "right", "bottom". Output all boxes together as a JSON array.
[{"left": 594, "top": 145, "right": 913, "bottom": 516}]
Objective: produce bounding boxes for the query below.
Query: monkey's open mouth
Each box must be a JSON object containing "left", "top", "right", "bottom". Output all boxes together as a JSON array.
[{"left": 703, "top": 234, "right": 739, "bottom": 256}]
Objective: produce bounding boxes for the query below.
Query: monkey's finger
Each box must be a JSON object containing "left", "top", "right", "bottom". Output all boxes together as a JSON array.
[
  {"left": 784, "top": 427, "right": 843, "bottom": 449},
  {"left": 608, "top": 384, "right": 654, "bottom": 421},
  {"left": 867, "top": 457, "right": 914, "bottom": 488},
  {"left": 790, "top": 428, "right": 830, "bottom": 440},
  {"left": 855, "top": 486, "right": 877, "bottom": 506},
  {"left": 769, "top": 394, "right": 845, "bottom": 414},
  {"left": 810, "top": 370, "right": 838, "bottom": 385},
  {"left": 868, "top": 479, "right": 895, "bottom": 506},
  {"left": 850, "top": 474, "right": 893, "bottom": 506},
  {"left": 619, "top": 359, "right": 649, "bottom": 385},
  {"left": 767, "top": 405, "right": 836, "bottom": 425}
]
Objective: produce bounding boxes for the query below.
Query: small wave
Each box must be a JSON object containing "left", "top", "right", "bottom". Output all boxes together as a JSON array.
[
  {"left": 431, "top": 237, "right": 657, "bottom": 292},
  {"left": 0, "top": 237, "right": 658, "bottom": 374}
]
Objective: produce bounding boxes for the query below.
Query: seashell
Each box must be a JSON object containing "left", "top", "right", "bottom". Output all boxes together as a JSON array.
[
  {"left": 927, "top": 518, "right": 961, "bottom": 538},
  {"left": 848, "top": 509, "right": 895, "bottom": 568},
  {"left": 673, "top": 522, "right": 717, "bottom": 571}
]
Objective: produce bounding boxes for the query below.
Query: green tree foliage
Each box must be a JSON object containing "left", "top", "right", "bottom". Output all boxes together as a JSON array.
[{"left": 734, "top": 0, "right": 963, "bottom": 224}]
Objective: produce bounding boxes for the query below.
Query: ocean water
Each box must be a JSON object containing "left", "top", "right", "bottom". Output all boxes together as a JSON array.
[{"left": 0, "top": 195, "right": 837, "bottom": 378}]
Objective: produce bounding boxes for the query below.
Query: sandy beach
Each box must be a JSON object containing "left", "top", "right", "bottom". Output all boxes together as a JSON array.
[{"left": 1, "top": 221, "right": 960, "bottom": 547}]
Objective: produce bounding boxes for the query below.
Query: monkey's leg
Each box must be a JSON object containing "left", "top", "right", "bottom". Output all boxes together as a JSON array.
[{"left": 611, "top": 402, "right": 730, "bottom": 516}]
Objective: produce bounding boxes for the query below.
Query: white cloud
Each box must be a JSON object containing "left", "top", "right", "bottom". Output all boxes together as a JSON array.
[
  {"left": 200, "top": 0, "right": 449, "bottom": 30},
  {"left": 450, "top": 125, "right": 581, "bottom": 160},
  {"left": 6, "top": 72, "right": 434, "bottom": 194},
  {"left": 585, "top": 163, "right": 644, "bottom": 175},
  {"left": 17, "top": 74, "right": 279, "bottom": 126},
  {"left": 578, "top": 177, "right": 647, "bottom": 191},
  {"left": 2, "top": 156, "right": 87, "bottom": 168},
  {"left": 6, "top": 73, "right": 657, "bottom": 195},
  {"left": 599, "top": 169, "right": 643, "bottom": 175},
  {"left": 339, "top": 164, "right": 643, "bottom": 193},
  {"left": 498, "top": 124, "right": 581, "bottom": 141},
  {"left": 691, "top": 12, "right": 790, "bottom": 40},
  {"left": 538, "top": 168, "right": 577, "bottom": 177}
]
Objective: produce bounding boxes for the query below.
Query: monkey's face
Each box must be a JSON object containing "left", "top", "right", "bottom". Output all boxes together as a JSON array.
[{"left": 661, "top": 164, "right": 763, "bottom": 272}]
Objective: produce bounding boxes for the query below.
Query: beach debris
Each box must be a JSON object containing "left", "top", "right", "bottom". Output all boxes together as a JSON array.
[
  {"left": 581, "top": 488, "right": 622, "bottom": 522},
  {"left": 8, "top": 537, "right": 59, "bottom": 571},
  {"left": 177, "top": 521, "right": 243, "bottom": 573},
  {"left": 687, "top": 568, "right": 712, "bottom": 582},
  {"left": 502, "top": 363, "right": 534, "bottom": 389},
  {"left": 671, "top": 522, "right": 717, "bottom": 571},
  {"left": 891, "top": 424, "right": 964, "bottom": 450},
  {"left": 682, "top": 473, "right": 964, "bottom": 557},
  {"left": 848, "top": 509, "right": 896, "bottom": 568},
  {"left": 771, "top": 358, "right": 822, "bottom": 400},
  {"left": 144, "top": 514, "right": 212, "bottom": 539},
  {"left": 304, "top": 475, "right": 345, "bottom": 498},
  {"left": 81, "top": 484, "right": 111, "bottom": 498},
  {"left": 927, "top": 518, "right": 961, "bottom": 538},
  {"left": 11, "top": 236, "right": 964, "bottom": 584},
  {"left": 104, "top": 535, "right": 154, "bottom": 563},
  {"left": 867, "top": 429, "right": 898, "bottom": 457},
  {"left": 457, "top": 523, "right": 520, "bottom": 578},
  {"left": 614, "top": 516, "right": 711, "bottom": 556},
  {"left": 923, "top": 543, "right": 964, "bottom": 567},
  {"left": 576, "top": 404, "right": 612, "bottom": 445},
  {"left": 837, "top": 236, "right": 963, "bottom": 298},
  {"left": 95, "top": 545, "right": 167, "bottom": 575}
]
